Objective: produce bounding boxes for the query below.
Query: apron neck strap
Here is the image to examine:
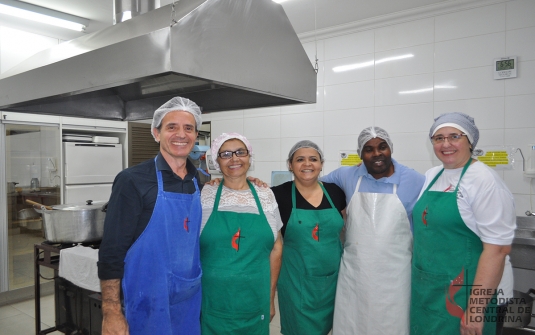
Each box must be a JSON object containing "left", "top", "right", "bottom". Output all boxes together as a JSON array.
[
  {"left": 214, "top": 179, "right": 265, "bottom": 216},
  {"left": 425, "top": 158, "right": 473, "bottom": 192},
  {"left": 292, "top": 182, "right": 336, "bottom": 209},
  {"left": 454, "top": 158, "right": 473, "bottom": 192}
]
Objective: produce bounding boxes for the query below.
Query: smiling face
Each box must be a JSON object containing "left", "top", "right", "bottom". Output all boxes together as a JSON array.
[
  {"left": 361, "top": 137, "right": 394, "bottom": 179},
  {"left": 289, "top": 147, "right": 323, "bottom": 184},
  {"left": 153, "top": 111, "right": 197, "bottom": 162},
  {"left": 217, "top": 139, "right": 250, "bottom": 180},
  {"left": 432, "top": 126, "right": 472, "bottom": 169}
]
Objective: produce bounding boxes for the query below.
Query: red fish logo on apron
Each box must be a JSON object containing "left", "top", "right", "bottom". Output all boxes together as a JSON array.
[
  {"left": 422, "top": 206, "right": 428, "bottom": 226},
  {"left": 446, "top": 267, "right": 465, "bottom": 319},
  {"left": 312, "top": 223, "right": 319, "bottom": 241},
  {"left": 232, "top": 228, "right": 243, "bottom": 251}
]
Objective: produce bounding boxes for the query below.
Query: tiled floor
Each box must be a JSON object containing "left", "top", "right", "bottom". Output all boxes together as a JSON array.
[
  {"left": 0, "top": 293, "right": 284, "bottom": 335},
  {"left": 0, "top": 294, "right": 62, "bottom": 335}
]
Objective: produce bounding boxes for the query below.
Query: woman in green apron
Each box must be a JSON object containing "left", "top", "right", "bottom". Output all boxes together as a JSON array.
[
  {"left": 272, "top": 140, "right": 346, "bottom": 335},
  {"left": 200, "top": 133, "right": 283, "bottom": 335},
  {"left": 411, "top": 113, "right": 515, "bottom": 335}
]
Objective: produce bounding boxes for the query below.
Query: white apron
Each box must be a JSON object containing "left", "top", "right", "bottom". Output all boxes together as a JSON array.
[{"left": 332, "top": 176, "right": 411, "bottom": 335}]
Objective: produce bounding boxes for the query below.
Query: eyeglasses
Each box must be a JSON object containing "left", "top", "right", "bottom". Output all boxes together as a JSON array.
[
  {"left": 430, "top": 133, "right": 467, "bottom": 144},
  {"left": 217, "top": 149, "right": 249, "bottom": 159}
]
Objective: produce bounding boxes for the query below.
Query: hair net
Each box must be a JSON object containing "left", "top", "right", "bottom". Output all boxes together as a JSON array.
[
  {"left": 151, "top": 97, "right": 202, "bottom": 141},
  {"left": 211, "top": 132, "right": 253, "bottom": 172},
  {"left": 429, "top": 112, "right": 479, "bottom": 147},
  {"left": 357, "top": 126, "right": 393, "bottom": 156},
  {"left": 287, "top": 140, "right": 324, "bottom": 164}
]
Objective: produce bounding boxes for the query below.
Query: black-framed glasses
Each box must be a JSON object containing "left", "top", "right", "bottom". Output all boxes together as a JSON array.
[
  {"left": 217, "top": 149, "right": 249, "bottom": 159},
  {"left": 430, "top": 133, "right": 467, "bottom": 145}
]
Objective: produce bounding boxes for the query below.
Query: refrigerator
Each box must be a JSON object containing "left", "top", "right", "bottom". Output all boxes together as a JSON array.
[{"left": 63, "top": 142, "right": 123, "bottom": 204}]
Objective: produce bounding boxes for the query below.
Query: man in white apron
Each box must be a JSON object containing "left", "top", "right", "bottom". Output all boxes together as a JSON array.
[{"left": 322, "top": 126, "right": 425, "bottom": 335}]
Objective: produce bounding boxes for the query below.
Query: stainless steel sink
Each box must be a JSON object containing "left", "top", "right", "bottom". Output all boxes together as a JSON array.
[{"left": 510, "top": 216, "right": 535, "bottom": 270}]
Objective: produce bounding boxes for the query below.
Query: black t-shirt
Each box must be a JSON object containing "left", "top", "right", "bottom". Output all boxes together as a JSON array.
[
  {"left": 97, "top": 153, "right": 202, "bottom": 280},
  {"left": 271, "top": 181, "right": 346, "bottom": 237}
]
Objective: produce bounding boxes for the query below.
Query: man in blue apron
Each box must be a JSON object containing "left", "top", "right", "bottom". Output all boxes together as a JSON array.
[
  {"left": 98, "top": 97, "right": 204, "bottom": 335},
  {"left": 321, "top": 126, "right": 425, "bottom": 335}
]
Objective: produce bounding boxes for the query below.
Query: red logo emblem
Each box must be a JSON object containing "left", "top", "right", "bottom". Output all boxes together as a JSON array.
[
  {"left": 232, "top": 228, "right": 242, "bottom": 251},
  {"left": 183, "top": 217, "right": 189, "bottom": 232},
  {"left": 422, "top": 206, "right": 428, "bottom": 226},
  {"left": 446, "top": 267, "right": 465, "bottom": 319},
  {"left": 312, "top": 224, "right": 319, "bottom": 241}
]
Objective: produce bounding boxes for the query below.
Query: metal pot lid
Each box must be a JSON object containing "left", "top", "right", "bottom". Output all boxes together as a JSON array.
[{"left": 51, "top": 200, "right": 108, "bottom": 211}]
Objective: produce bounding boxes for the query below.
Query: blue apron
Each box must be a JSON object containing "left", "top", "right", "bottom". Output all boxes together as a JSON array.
[{"left": 122, "top": 158, "right": 202, "bottom": 335}]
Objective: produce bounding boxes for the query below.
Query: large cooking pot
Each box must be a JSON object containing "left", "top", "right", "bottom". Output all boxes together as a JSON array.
[
  {"left": 26, "top": 199, "right": 107, "bottom": 243},
  {"left": 504, "top": 289, "right": 535, "bottom": 328}
]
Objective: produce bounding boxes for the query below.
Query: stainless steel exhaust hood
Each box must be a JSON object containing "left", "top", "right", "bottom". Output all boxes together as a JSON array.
[{"left": 0, "top": 0, "right": 316, "bottom": 120}]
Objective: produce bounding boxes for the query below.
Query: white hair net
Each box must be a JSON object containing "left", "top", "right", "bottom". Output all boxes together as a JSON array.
[
  {"left": 287, "top": 140, "right": 324, "bottom": 163},
  {"left": 151, "top": 97, "right": 202, "bottom": 141},
  {"left": 357, "top": 126, "right": 393, "bottom": 155},
  {"left": 211, "top": 132, "right": 253, "bottom": 172}
]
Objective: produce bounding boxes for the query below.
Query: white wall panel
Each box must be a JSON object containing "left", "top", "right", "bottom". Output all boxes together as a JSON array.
[
  {"left": 375, "top": 73, "right": 434, "bottom": 106},
  {"left": 505, "top": 94, "right": 535, "bottom": 129},
  {"left": 435, "top": 4, "right": 506, "bottom": 41},
  {"left": 506, "top": 27, "right": 535, "bottom": 62},
  {"left": 323, "top": 108, "right": 374, "bottom": 136},
  {"left": 323, "top": 135, "right": 359, "bottom": 162},
  {"left": 375, "top": 18, "right": 434, "bottom": 52},
  {"left": 280, "top": 111, "right": 323, "bottom": 138},
  {"left": 243, "top": 115, "right": 281, "bottom": 139},
  {"left": 248, "top": 138, "right": 281, "bottom": 162},
  {"left": 324, "top": 81, "right": 375, "bottom": 110},
  {"left": 506, "top": 0, "right": 535, "bottom": 31},
  {"left": 435, "top": 32, "right": 506, "bottom": 72},
  {"left": 505, "top": 60, "right": 535, "bottom": 96},
  {"left": 389, "top": 132, "right": 431, "bottom": 161},
  {"left": 434, "top": 97, "right": 505, "bottom": 129},
  {"left": 243, "top": 107, "right": 281, "bottom": 118},
  {"left": 375, "top": 103, "right": 433, "bottom": 133},
  {"left": 324, "top": 31, "right": 374, "bottom": 60},
  {"left": 375, "top": 44, "right": 434, "bottom": 79},
  {"left": 477, "top": 129, "right": 505, "bottom": 146},
  {"left": 211, "top": 119, "right": 244, "bottom": 139},
  {"left": 324, "top": 54, "right": 374, "bottom": 85},
  {"left": 434, "top": 67, "right": 505, "bottom": 101}
]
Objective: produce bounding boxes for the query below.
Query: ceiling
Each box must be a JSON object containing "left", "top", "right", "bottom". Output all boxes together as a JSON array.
[{"left": 0, "top": 0, "right": 451, "bottom": 41}]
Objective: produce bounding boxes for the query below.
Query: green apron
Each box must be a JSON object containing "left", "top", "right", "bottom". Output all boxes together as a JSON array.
[
  {"left": 200, "top": 180, "right": 274, "bottom": 335},
  {"left": 278, "top": 182, "right": 344, "bottom": 335},
  {"left": 411, "top": 159, "right": 497, "bottom": 335}
]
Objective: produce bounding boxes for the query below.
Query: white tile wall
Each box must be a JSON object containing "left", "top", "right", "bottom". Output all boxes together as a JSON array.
[
  {"left": 324, "top": 81, "right": 375, "bottom": 110},
  {"left": 323, "top": 108, "right": 374, "bottom": 136},
  {"left": 324, "top": 31, "right": 374, "bottom": 60},
  {"left": 505, "top": 60, "right": 535, "bottom": 96},
  {"left": 506, "top": 0, "right": 535, "bottom": 30},
  {"left": 435, "top": 4, "right": 506, "bottom": 42},
  {"left": 434, "top": 33, "right": 506, "bottom": 72},
  {"left": 374, "top": 18, "right": 434, "bottom": 52},
  {"left": 375, "top": 44, "right": 434, "bottom": 79},
  {"left": 504, "top": 94, "right": 535, "bottom": 129},
  {"left": 375, "top": 73, "right": 434, "bottom": 106},
  {"left": 434, "top": 67, "right": 505, "bottom": 101},
  {"left": 324, "top": 53, "right": 375, "bottom": 85},
  {"left": 506, "top": 27, "right": 535, "bottom": 62},
  {"left": 434, "top": 97, "right": 505, "bottom": 129},
  {"left": 375, "top": 103, "right": 433, "bottom": 133}
]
